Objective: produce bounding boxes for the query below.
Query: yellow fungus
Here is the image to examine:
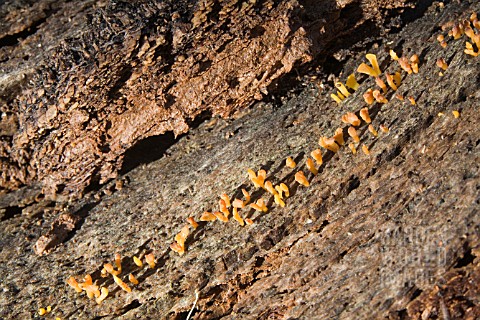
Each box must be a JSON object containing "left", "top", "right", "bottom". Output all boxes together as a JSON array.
[
  {"left": 133, "top": 256, "right": 143, "bottom": 267},
  {"left": 232, "top": 207, "right": 245, "bottom": 226},
  {"left": 395, "top": 93, "right": 404, "bottom": 101},
  {"left": 96, "top": 287, "right": 109, "bottom": 304},
  {"left": 452, "top": 110, "right": 460, "bottom": 118},
  {"left": 170, "top": 242, "right": 185, "bottom": 255},
  {"left": 348, "top": 143, "right": 357, "bottom": 154},
  {"left": 286, "top": 157, "right": 296, "bottom": 169},
  {"left": 113, "top": 275, "right": 132, "bottom": 293},
  {"left": 242, "top": 189, "right": 251, "bottom": 203},
  {"left": 380, "top": 124, "right": 390, "bottom": 133},
  {"left": 280, "top": 183, "right": 290, "bottom": 197},
  {"left": 232, "top": 198, "right": 245, "bottom": 208},
  {"left": 365, "top": 53, "right": 381, "bottom": 76},
  {"left": 335, "top": 82, "right": 351, "bottom": 97},
  {"left": 464, "top": 41, "right": 479, "bottom": 56},
  {"left": 385, "top": 73, "right": 398, "bottom": 91},
  {"left": 104, "top": 263, "right": 120, "bottom": 276},
  {"left": 245, "top": 218, "right": 254, "bottom": 225},
  {"left": 375, "top": 76, "right": 387, "bottom": 93},
  {"left": 336, "top": 91, "right": 346, "bottom": 100},
  {"left": 393, "top": 71, "right": 402, "bottom": 87},
  {"left": 359, "top": 108, "right": 371, "bottom": 124},
  {"left": 247, "top": 169, "right": 262, "bottom": 188},
  {"left": 256, "top": 169, "right": 266, "bottom": 188},
  {"left": 363, "top": 88, "right": 374, "bottom": 105},
  {"left": 436, "top": 57, "right": 448, "bottom": 70},
  {"left": 357, "top": 63, "right": 377, "bottom": 77},
  {"left": 368, "top": 124, "right": 378, "bottom": 137},
  {"left": 115, "top": 253, "right": 122, "bottom": 273},
  {"left": 398, "top": 57, "right": 412, "bottom": 74},
  {"left": 451, "top": 24, "right": 462, "bottom": 40},
  {"left": 389, "top": 49, "right": 399, "bottom": 60},
  {"left": 295, "top": 171, "right": 310, "bottom": 187},
  {"left": 319, "top": 137, "right": 340, "bottom": 153},
  {"left": 346, "top": 74, "right": 359, "bottom": 91},
  {"left": 331, "top": 93, "right": 343, "bottom": 104},
  {"left": 410, "top": 54, "right": 419, "bottom": 73},
  {"left": 333, "top": 128, "right": 345, "bottom": 146},
  {"left": 187, "top": 217, "right": 199, "bottom": 229},
  {"left": 362, "top": 145, "right": 371, "bottom": 155},
  {"left": 341, "top": 112, "right": 361, "bottom": 126},
  {"left": 275, "top": 185, "right": 284, "bottom": 199},
  {"left": 438, "top": 112, "right": 445, "bottom": 117},
  {"left": 348, "top": 126, "right": 360, "bottom": 143},
  {"left": 265, "top": 181, "right": 278, "bottom": 195},
  {"left": 129, "top": 273, "right": 139, "bottom": 285},
  {"left": 67, "top": 276, "right": 82, "bottom": 293},
  {"left": 39, "top": 308, "right": 47, "bottom": 316},
  {"left": 200, "top": 211, "right": 217, "bottom": 221},
  {"left": 306, "top": 158, "right": 318, "bottom": 175},
  {"left": 213, "top": 211, "right": 228, "bottom": 222},
  {"left": 46, "top": 306, "right": 52, "bottom": 313},
  {"left": 220, "top": 194, "right": 231, "bottom": 207},
  {"left": 373, "top": 89, "right": 388, "bottom": 104},
  {"left": 311, "top": 149, "right": 323, "bottom": 165},
  {"left": 408, "top": 96, "right": 416, "bottom": 105},
  {"left": 145, "top": 253, "right": 156, "bottom": 269},
  {"left": 274, "top": 194, "right": 286, "bottom": 207},
  {"left": 219, "top": 199, "right": 230, "bottom": 217}
]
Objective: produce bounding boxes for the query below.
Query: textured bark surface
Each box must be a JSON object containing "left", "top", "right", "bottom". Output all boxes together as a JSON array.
[{"left": 1, "top": 0, "right": 480, "bottom": 319}]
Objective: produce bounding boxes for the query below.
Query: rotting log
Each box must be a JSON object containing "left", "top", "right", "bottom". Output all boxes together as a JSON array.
[
  {"left": 0, "top": 0, "right": 412, "bottom": 198},
  {"left": 1, "top": 0, "right": 480, "bottom": 319}
]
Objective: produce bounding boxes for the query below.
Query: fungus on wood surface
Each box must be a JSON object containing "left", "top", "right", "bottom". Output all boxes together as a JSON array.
[
  {"left": 362, "top": 145, "right": 371, "bottom": 155},
  {"left": 373, "top": 89, "right": 388, "bottom": 104},
  {"left": 200, "top": 211, "right": 216, "bottom": 221},
  {"left": 385, "top": 73, "right": 398, "bottom": 91},
  {"left": 311, "top": 149, "right": 323, "bottom": 165},
  {"left": 363, "top": 88, "right": 374, "bottom": 105},
  {"left": 187, "top": 217, "right": 199, "bottom": 229},
  {"left": 333, "top": 128, "right": 345, "bottom": 146},
  {"left": 145, "top": 253, "right": 156, "bottom": 269},
  {"left": 348, "top": 143, "right": 357, "bottom": 154},
  {"left": 113, "top": 275, "right": 132, "bottom": 293},
  {"left": 346, "top": 74, "right": 359, "bottom": 91},
  {"left": 133, "top": 256, "right": 143, "bottom": 267},
  {"left": 129, "top": 273, "right": 139, "bottom": 285},
  {"left": 335, "top": 82, "right": 351, "bottom": 97},
  {"left": 213, "top": 211, "right": 229, "bottom": 222},
  {"left": 375, "top": 77, "right": 387, "bottom": 93},
  {"left": 295, "top": 171, "right": 310, "bottom": 187},
  {"left": 67, "top": 276, "right": 82, "bottom": 293},
  {"left": 348, "top": 126, "right": 360, "bottom": 143},
  {"left": 95, "top": 287, "right": 109, "bottom": 305},
  {"left": 306, "top": 158, "right": 318, "bottom": 175},
  {"left": 342, "top": 112, "right": 361, "bottom": 126},
  {"left": 368, "top": 124, "right": 378, "bottom": 137},
  {"left": 380, "top": 124, "right": 390, "bottom": 133},
  {"left": 359, "top": 108, "right": 371, "bottom": 124},
  {"left": 319, "top": 137, "right": 340, "bottom": 153},
  {"left": 286, "top": 157, "right": 296, "bottom": 169},
  {"left": 232, "top": 207, "right": 245, "bottom": 226}
]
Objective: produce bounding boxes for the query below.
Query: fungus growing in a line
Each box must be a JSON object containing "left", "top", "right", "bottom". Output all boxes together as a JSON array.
[
  {"left": 385, "top": 73, "right": 398, "bottom": 91},
  {"left": 232, "top": 207, "right": 245, "bottom": 226},
  {"left": 335, "top": 82, "right": 351, "bottom": 97},
  {"left": 346, "top": 74, "right": 359, "bottom": 91},
  {"left": 170, "top": 242, "right": 185, "bottom": 255},
  {"left": 331, "top": 93, "right": 344, "bottom": 104},
  {"left": 359, "top": 108, "right": 371, "bottom": 124},
  {"left": 250, "top": 198, "right": 268, "bottom": 212},
  {"left": 311, "top": 149, "right": 323, "bottom": 165},
  {"left": 280, "top": 183, "right": 289, "bottom": 197},
  {"left": 145, "top": 253, "right": 156, "bottom": 269},
  {"left": 342, "top": 112, "right": 361, "bottom": 126},
  {"left": 395, "top": 93, "right": 404, "bottom": 101},
  {"left": 96, "top": 287, "right": 109, "bottom": 305},
  {"left": 113, "top": 275, "right": 132, "bottom": 293},
  {"left": 393, "top": 72, "right": 402, "bottom": 87},
  {"left": 357, "top": 63, "right": 377, "bottom": 77},
  {"left": 465, "top": 41, "right": 479, "bottom": 57},
  {"left": 375, "top": 77, "right": 387, "bottom": 93},
  {"left": 187, "top": 217, "right": 199, "bottom": 229},
  {"left": 67, "top": 276, "right": 82, "bottom": 293},
  {"left": 133, "top": 256, "right": 143, "bottom": 267},
  {"left": 248, "top": 169, "right": 265, "bottom": 188},
  {"left": 245, "top": 218, "right": 254, "bottom": 225},
  {"left": 319, "top": 137, "right": 340, "bottom": 153},
  {"left": 38, "top": 308, "right": 47, "bottom": 316},
  {"left": 129, "top": 273, "right": 139, "bottom": 285},
  {"left": 348, "top": 143, "right": 357, "bottom": 154},
  {"left": 200, "top": 211, "right": 217, "bottom": 221},
  {"left": 306, "top": 158, "right": 318, "bottom": 175},
  {"left": 362, "top": 145, "right": 371, "bottom": 155},
  {"left": 452, "top": 110, "right": 460, "bottom": 118},
  {"left": 286, "top": 157, "right": 296, "bottom": 168},
  {"left": 80, "top": 275, "right": 100, "bottom": 299},
  {"left": 295, "top": 171, "right": 310, "bottom": 187},
  {"left": 363, "top": 89, "right": 374, "bottom": 105},
  {"left": 368, "top": 124, "right": 378, "bottom": 137},
  {"left": 437, "top": 58, "right": 448, "bottom": 71},
  {"left": 348, "top": 126, "right": 360, "bottom": 143},
  {"left": 333, "top": 128, "right": 345, "bottom": 146},
  {"left": 372, "top": 89, "right": 388, "bottom": 104}
]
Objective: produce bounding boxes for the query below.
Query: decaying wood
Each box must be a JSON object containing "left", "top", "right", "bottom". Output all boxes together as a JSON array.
[{"left": 0, "top": 0, "right": 479, "bottom": 319}]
